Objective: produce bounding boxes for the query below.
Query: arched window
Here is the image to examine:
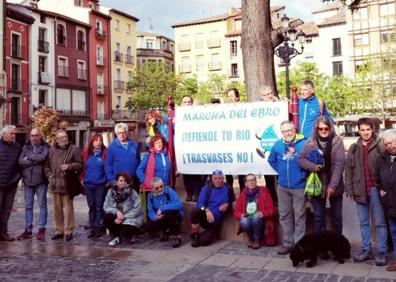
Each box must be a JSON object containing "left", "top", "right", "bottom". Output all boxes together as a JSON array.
[{"left": 57, "top": 24, "right": 65, "bottom": 45}]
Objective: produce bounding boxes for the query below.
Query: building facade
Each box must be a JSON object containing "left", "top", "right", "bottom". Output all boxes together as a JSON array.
[
  {"left": 5, "top": 3, "right": 34, "bottom": 143},
  {"left": 101, "top": 7, "right": 139, "bottom": 115},
  {"left": 136, "top": 31, "right": 174, "bottom": 72},
  {"left": 0, "top": 0, "right": 6, "bottom": 128}
]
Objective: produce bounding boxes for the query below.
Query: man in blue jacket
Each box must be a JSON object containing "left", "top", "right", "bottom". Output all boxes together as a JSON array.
[
  {"left": 298, "top": 79, "right": 332, "bottom": 138},
  {"left": 146, "top": 177, "right": 184, "bottom": 248},
  {"left": 268, "top": 121, "right": 306, "bottom": 255},
  {"left": 105, "top": 123, "right": 140, "bottom": 188},
  {"left": 190, "top": 170, "right": 234, "bottom": 247}
]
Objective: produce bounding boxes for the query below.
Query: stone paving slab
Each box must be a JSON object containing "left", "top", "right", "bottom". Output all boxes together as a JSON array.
[{"left": 2, "top": 188, "right": 395, "bottom": 282}]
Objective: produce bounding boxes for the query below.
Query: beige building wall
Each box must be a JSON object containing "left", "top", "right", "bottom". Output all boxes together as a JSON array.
[
  {"left": 347, "top": 0, "right": 395, "bottom": 78},
  {"left": 173, "top": 15, "right": 229, "bottom": 83},
  {"left": 103, "top": 8, "right": 138, "bottom": 112}
]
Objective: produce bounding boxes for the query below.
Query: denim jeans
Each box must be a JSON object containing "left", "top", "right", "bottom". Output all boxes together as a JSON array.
[
  {"left": 24, "top": 184, "right": 48, "bottom": 231},
  {"left": 85, "top": 184, "right": 106, "bottom": 231},
  {"left": 388, "top": 217, "right": 396, "bottom": 258},
  {"left": 356, "top": 187, "right": 387, "bottom": 253},
  {"left": 239, "top": 213, "right": 263, "bottom": 240},
  {"left": 311, "top": 193, "right": 343, "bottom": 234}
]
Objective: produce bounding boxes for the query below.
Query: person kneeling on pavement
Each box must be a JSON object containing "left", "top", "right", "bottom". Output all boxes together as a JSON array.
[
  {"left": 234, "top": 174, "right": 277, "bottom": 249},
  {"left": 146, "top": 177, "right": 184, "bottom": 248},
  {"left": 190, "top": 170, "right": 235, "bottom": 247},
  {"left": 103, "top": 172, "right": 144, "bottom": 246}
]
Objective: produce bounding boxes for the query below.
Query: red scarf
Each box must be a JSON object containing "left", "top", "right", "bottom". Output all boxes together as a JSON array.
[{"left": 141, "top": 147, "right": 167, "bottom": 192}]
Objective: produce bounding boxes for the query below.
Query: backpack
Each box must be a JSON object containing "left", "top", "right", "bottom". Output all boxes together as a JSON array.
[{"left": 204, "top": 182, "right": 235, "bottom": 208}]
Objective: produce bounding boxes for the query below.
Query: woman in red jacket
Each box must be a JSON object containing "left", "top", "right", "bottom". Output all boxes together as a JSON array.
[{"left": 234, "top": 174, "right": 277, "bottom": 249}]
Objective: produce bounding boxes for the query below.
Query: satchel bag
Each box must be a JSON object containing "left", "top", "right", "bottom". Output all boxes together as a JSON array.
[
  {"left": 63, "top": 145, "right": 82, "bottom": 199},
  {"left": 304, "top": 172, "right": 322, "bottom": 197}
]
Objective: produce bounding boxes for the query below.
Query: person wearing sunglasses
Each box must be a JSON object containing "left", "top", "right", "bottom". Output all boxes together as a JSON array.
[
  {"left": 298, "top": 116, "right": 345, "bottom": 236},
  {"left": 145, "top": 177, "right": 184, "bottom": 248}
]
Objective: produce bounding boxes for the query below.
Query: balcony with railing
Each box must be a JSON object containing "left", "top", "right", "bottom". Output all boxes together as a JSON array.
[
  {"left": 38, "top": 40, "right": 49, "bottom": 53},
  {"left": 77, "top": 68, "right": 87, "bottom": 80},
  {"left": 97, "top": 84, "right": 106, "bottom": 95},
  {"left": 95, "top": 28, "right": 106, "bottom": 39},
  {"left": 208, "top": 62, "right": 222, "bottom": 71},
  {"left": 8, "top": 79, "right": 26, "bottom": 93},
  {"left": 58, "top": 109, "right": 89, "bottom": 117},
  {"left": 96, "top": 55, "right": 105, "bottom": 66},
  {"left": 178, "top": 42, "right": 191, "bottom": 52},
  {"left": 11, "top": 45, "right": 26, "bottom": 59},
  {"left": 77, "top": 40, "right": 86, "bottom": 51},
  {"left": 114, "top": 80, "right": 124, "bottom": 92},
  {"left": 112, "top": 109, "right": 139, "bottom": 120},
  {"left": 38, "top": 72, "right": 51, "bottom": 84},
  {"left": 0, "top": 74, "right": 5, "bottom": 89},
  {"left": 58, "top": 66, "right": 69, "bottom": 77},
  {"left": 179, "top": 64, "right": 192, "bottom": 73},
  {"left": 125, "top": 54, "right": 134, "bottom": 65},
  {"left": 208, "top": 38, "right": 221, "bottom": 48},
  {"left": 114, "top": 52, "right": 124, "bottom": 63}
]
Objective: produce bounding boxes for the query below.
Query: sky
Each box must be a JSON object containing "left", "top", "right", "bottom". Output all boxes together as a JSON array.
[{"left": 100, "top": 0, "right": 326, "bottom": 39}]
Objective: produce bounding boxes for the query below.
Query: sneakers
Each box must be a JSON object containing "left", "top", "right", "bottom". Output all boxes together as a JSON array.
[
  {"left": 353, "top": 249, "right": 374, "bottom": 262},
  {"left": 51, "top": 233, "right": 64, "bottom": 240},
  {"left": 17, "top": 230, "right": 33, "bottom": 240},
  {"left": 0, "top": 233, "right": 15, "bottom": 241},
  {"left": 191, "top": 233, "right": 200, "bottom": 248},
  {"left": 108, "top": 237, "right": 120, "bottom": 246},
  {"left": 160, "top": 231, "right": 170, "bottom": 242},
  {"left": 375, "top": 252, "right": 387, "bottom": 266},
  {"left": 36, "top": 229, "right": 45, "bottom": 240},
  {"left": 251, "top": 239, "right": 260, "bottom": 250},
  {"left": 386, "top": 262, "right": 396, "bottom": 271},
  {"left": 87, "top": 230, "right": 96, "bottom": 239},
  {"left": 172, "top": 236, "right": 182, "bottom": 248},
  {"left": 277, "top": 245, "right": 292, "bottom": 255}
]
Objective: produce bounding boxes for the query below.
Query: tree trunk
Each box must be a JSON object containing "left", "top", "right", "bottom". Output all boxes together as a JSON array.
[{"left": 241, "top": 0, "right": 277, "bottom": 102}]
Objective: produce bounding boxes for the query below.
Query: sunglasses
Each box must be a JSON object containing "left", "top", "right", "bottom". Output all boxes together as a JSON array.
[
  {"left": 318, "top": 127, "right": 329, "bottom": 132},
  {"left": 154, "top": 185, "right": 163, "bottom": 190}
]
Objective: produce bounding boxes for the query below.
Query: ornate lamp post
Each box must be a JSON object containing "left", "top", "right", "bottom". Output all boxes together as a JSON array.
[{"left": 274, "top": 14, "right": 306, "bottom": 100}]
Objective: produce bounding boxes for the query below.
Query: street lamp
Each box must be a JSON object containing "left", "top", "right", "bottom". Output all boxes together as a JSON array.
[{"left": 275, "top": 14, "right": 306, "bottom": 100}]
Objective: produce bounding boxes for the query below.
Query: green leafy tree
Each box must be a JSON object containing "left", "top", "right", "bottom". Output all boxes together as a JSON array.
[
  {"left": 174, "top": 76, "right": 199, "bottom": 104},
  {"left": 196, "top": 73, "right": 227, "bottom": 104},
  {"left": 126, "top": 61, "right": 180, "bottom": 109},
  {"left": 276, "top": 62, "right": 360, "bottom": 117},
  {"left": 354, "top": 43, "right": 396, "bottom": 118}
]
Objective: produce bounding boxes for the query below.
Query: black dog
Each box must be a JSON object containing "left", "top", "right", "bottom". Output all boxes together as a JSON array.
[{"left": 290, "top": 231, "right": 351, "bottom": 267}]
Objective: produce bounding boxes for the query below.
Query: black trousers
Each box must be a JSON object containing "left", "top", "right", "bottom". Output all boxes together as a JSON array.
[
  {"left": 103, "top": 213, "right": 138, "bottom": 239},
  {"left": 183, "top": 174, "right": 204, "bottom": 197},
  {"left": 145, "top": 210, "right": 182, "bottom": 236},
  {"left": 190, "top": 207, "right": 221, "bottom": 246},
  {"left": 0, "top": 183, "right": 18, "bottom": 234},
  {"left": 226, "top": 175, "right": 245, "bottom": 192}
]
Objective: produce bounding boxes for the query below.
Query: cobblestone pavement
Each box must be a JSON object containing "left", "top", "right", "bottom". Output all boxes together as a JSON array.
[{"left": 0, "top": 188, "right": 395, "bottom": 282}]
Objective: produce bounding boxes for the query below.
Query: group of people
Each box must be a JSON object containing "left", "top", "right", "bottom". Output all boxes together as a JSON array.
[{"left": 0, "top": 78, "right": 395, "bottom": 271}]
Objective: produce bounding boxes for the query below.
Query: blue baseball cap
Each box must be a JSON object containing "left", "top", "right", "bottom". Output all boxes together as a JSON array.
[{"left": 212, "top": 170, "right": 224, "bottom": 175}]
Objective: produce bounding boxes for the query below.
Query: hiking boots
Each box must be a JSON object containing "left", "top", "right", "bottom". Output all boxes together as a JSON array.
[
  {"left": 17, "top": 230, "right": 33, "bottom": 240},
  {"left": 172, "top": 236, "right": 182, "bottom": 248},
  {"left": 191, "top": 233, "right": 200, "bottom": 247},
  {"left": 375, "top": 252, "right": 387, "bottom": 266},
  {"left": 36, "top": 229, "right": 45, "bottom": 240},
  {"left": 353, "top": 249, "right": 374, "bottom": 262}
]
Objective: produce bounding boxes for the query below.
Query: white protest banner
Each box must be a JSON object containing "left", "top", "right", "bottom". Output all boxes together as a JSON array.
[{"left": 174, "top": 101, "right": 288, "bottom": 174}]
